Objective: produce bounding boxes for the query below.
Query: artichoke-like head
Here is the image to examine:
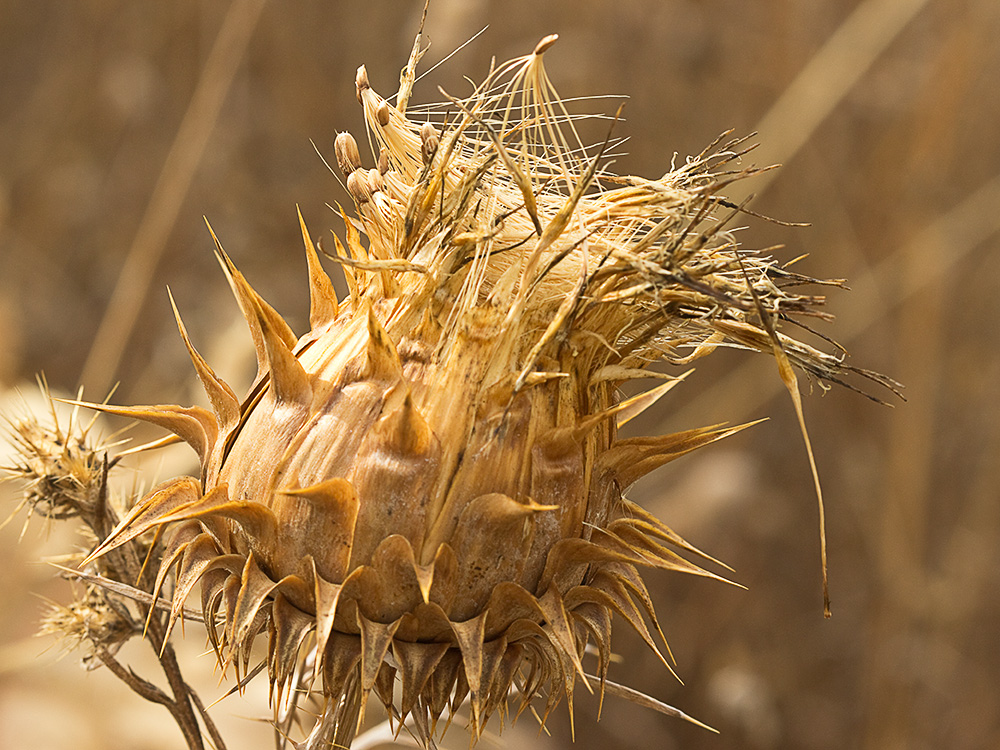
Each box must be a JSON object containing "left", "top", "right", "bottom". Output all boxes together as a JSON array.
[{"left": 84, "top": 36, "right": 879, "bottom": 748}]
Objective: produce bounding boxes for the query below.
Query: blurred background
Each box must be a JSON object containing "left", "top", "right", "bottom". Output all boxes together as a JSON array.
[{"left": 2, "top": 0, "right": 998, "bottom": 748}]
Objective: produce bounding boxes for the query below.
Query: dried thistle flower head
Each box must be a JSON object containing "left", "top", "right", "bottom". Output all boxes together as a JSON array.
[{"left": 77, "top": 34, "right": 895, "bottom": 748}]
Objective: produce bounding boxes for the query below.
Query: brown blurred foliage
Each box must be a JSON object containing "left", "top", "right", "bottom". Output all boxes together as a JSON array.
[{"left": 2, "top": 1, "right": 999, "bottom": 748}]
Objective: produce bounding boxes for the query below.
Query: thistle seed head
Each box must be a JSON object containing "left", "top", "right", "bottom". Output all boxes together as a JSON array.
[
  {"left": 78, "top": 35, "right": 895, "bottom": 748},
  {"left": 39, "top": 586, "right": 136, "bottom": 668}
]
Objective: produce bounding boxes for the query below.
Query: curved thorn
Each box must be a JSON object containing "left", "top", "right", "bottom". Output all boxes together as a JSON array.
[
  {"left": 298, "top": 205, "right": 340, "bottom": 328},
  {"left": 167, "top": 288, "right": 240, "bottom": 434}
]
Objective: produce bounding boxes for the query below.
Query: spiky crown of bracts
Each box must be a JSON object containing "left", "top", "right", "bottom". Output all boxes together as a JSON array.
[{"left": 79, "top": 36, "right": 891, "bottom": 749}]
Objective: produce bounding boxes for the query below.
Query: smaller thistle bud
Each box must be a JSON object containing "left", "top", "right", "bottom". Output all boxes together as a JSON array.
[
  {"left": 39, "top": 586, "right": 137, "bottom": 668},
  {"left": 3, "top": 399, "right": 106, "bottom": 529}
]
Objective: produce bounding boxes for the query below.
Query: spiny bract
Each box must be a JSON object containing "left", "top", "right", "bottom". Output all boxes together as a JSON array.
[{"left": 83, "top": 35, "right": 884, "bottom": 748}]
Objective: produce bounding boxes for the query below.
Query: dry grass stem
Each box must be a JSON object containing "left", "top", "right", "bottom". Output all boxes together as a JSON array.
[{"left": 79, "top": 0, "right": 268, "bottom": 397}]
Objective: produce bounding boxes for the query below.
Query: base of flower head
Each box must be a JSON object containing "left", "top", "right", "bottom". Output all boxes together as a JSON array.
[{"left": 89, "top": 467, "right": 734, "bottom": 743}]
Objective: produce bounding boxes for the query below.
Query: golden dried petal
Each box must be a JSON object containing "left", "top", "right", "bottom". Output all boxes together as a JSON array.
[
  {"left": 599, "top": 421, "right": 763, "bottom": 489},
  {"left": 356, "top": 614, "right": 401, "bottom": 713},
  {"left": 270, "top": 591, "right": 314, "bottom": 701},
  {"left": 209, "top": 223, "right": 296, "bottom": 377},
  {"left": 86, "top": 476, "right": 201, "bottom": 562}
]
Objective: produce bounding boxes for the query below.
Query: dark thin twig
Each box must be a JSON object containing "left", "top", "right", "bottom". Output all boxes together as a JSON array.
[
  {"left": 187, "top": 681, "right": 230, "bottom": 750},
  {"left": 49, "top": 564, "right": 206, "bottom": 623},
  {"left": 94, "top": 648, "right": 174, "bottom": 707},
  {"left": 148, "top": 617, "right": 207, "bottom": 750}
]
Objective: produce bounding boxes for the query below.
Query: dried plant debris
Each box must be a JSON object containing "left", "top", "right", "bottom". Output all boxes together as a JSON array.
[
  {"left": 4, "top": 26, "right": 899, "bottom": 750},
  {"left": 3, "top": 388, "right": 135, "bottom": 659},
  {"left": 3, "top": 384, "right": 228, "bottom": 750}
]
